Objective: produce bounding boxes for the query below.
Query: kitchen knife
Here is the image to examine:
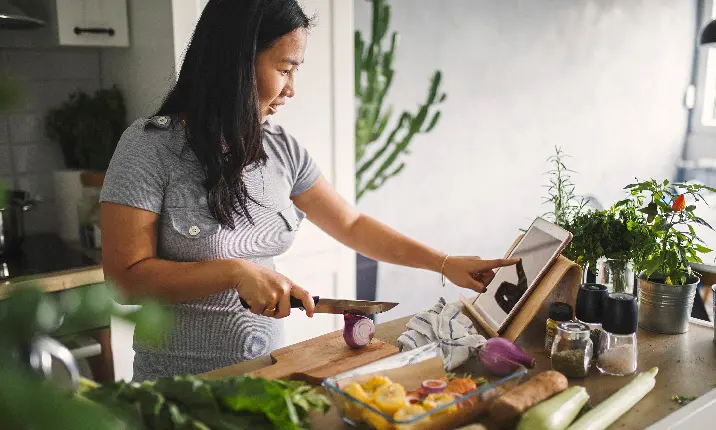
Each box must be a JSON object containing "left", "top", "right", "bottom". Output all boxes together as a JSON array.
[{"left": 239, "top": 296, "right": 398, "bottom": 315}]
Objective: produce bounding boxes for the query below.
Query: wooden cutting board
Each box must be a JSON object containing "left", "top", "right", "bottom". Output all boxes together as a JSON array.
[{"left": 207, "top": 330, "right": 399, "bottom": 385}]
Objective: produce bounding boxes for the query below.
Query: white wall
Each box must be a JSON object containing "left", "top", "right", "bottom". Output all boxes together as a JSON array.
[
  {"left": 0, "top": 47, "right": 101, "bottom": 233},
  {"left": 100, "top": 0, "right": 176, "bottom": 121},
  {"left": 354, "top": 0, "right": 697, "bottom": 322}
]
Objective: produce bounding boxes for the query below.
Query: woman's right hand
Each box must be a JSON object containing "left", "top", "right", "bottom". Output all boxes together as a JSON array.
[{"left": 232, "top": 259, "right": 315, "bottom": 319}]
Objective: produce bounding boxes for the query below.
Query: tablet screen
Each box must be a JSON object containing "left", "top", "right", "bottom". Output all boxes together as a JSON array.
[{"left": 475, "top": 225, "right": 565, "bottom": 329}]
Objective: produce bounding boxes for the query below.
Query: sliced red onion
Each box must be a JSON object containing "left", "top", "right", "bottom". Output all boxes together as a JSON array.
[
  {"left": 420, "top": 379, "right": 447, "bottom": 394},
  {"left": 478, "top": 337, "right": 536, "bottom": 376},
  {"left": 343, "top": 313, "right": 375, "bottom": 349}
]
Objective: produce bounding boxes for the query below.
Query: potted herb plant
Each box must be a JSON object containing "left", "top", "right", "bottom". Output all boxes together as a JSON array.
[
  {"left": 617, "top": 179, "right": 715, "bottom": 334},
  {"left": 44, "top": 85, "right": 126, "bottom": 242},
  {"left": 537, "top": 147, "right": 652, "bottom": 292},
  {"left": 562, "top": 207, "right": 649, "bottom": 293}
]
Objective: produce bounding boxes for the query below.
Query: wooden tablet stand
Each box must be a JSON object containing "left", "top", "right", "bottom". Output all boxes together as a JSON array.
[{"left": 460, "top": 236, "right": 582, "bottom": 342}]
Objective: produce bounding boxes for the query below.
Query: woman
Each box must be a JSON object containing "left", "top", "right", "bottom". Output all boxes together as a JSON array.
[{"left": 100, "top": 0, "right": 517, "bottom": 380}]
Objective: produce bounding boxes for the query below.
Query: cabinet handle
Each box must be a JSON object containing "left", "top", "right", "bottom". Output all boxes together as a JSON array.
[{"left": 74, "top": 27, "right": 115, "bottom": 36}]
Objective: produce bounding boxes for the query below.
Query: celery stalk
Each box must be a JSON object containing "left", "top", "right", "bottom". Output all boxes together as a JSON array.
[
  {"left": 567, "top": 367, "right": 659, "bottom": 430},
  {"left": 517, "top": 386, "right": 590, "bottom": 430}
]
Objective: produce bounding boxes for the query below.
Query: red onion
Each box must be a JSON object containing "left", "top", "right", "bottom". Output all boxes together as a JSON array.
[
  {"left": 343, "top": 313, "right": 375, "bottom": 349},
  {"left": 478, "top": 337, "right": 535, "bottom": 375},
  {"left": 420, "top": 379, "right": 447, "bottom": 394}
]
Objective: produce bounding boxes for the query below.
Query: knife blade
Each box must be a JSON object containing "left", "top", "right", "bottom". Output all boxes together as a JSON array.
[{"left": 239, "top": 296, "right": 398, "bottom": 315}]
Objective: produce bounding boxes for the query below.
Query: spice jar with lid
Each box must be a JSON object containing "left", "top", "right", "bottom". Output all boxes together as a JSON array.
[
  {"left": 597, "top": 292, "right": 638, "bottom": 376},
  {"left": 550, "top": 321, "right": 593, "bottom": 378},
  {"left": 575, "top": 283, "right": 608, "bottom": 360},
  {"left": 545, "top": 302, "right": 573, "bottom": 356}
]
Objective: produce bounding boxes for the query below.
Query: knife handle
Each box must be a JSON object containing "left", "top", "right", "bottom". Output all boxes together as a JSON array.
[
  {"left": 239, "top": 296, "right": 320, "bottom": 310},
  {"left": 290, "top": 295, "right": 320, "bottom": 308}
]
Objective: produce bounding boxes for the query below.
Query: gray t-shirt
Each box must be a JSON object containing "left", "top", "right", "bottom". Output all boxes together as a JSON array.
[{"left": 99, "top": 115, "right": 321, "bottom": 380}]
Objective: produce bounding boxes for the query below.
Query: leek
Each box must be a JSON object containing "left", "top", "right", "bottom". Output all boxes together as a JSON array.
[{"left": 567, "top": 367, "right": 658, "bottom": 430}]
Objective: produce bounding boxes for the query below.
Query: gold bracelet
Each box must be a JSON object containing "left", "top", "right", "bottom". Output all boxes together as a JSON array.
[{"left": 440, "top": 254, "right": 450, "bottom": 287}]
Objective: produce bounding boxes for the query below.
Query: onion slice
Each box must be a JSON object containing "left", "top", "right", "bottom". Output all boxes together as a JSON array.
[
  {"left": 343, "top": 313, "right": 375, "bottom": 349},
  {"left": 421, "top": 379, "right": 447, "bottom": 394}
]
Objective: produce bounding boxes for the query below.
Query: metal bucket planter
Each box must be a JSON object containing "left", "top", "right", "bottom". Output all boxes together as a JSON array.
[{"left": 637, "top": 276, "right": 699, "bottom": 334}]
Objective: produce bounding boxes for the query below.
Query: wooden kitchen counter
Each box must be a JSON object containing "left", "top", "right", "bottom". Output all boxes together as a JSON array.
[
  {"left": 212, "top": 311, "right": 716, "bottom": 429},
  {"left": 0, "top": 265, "right": 105, "bottom": 299},
  {"left": 0, "top": 236, "right": 104, "bottom": 299}
]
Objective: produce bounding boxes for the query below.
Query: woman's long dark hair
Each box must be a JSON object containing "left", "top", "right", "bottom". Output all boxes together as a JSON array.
[{"left": 156, "top": 0, "right": 312, "bottom": 228}]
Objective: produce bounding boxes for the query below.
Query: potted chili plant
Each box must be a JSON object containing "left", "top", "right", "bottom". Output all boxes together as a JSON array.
[{"left": 616, "top": 179, "right": 715, "bottom": 334}]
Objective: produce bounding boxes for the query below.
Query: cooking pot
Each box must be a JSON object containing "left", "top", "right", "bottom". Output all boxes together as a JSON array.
[{"left": 0, "top": 190, "right": 37, "bottom": 257}]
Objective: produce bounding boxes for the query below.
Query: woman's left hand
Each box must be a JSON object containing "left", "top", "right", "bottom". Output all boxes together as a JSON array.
[{"left": 442, "top": 256, "right": 521, "bottom": 293}]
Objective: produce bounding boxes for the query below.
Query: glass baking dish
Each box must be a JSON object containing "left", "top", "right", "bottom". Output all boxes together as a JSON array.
[{"left": 322, "top": 342, "right": 528, "bottom": 429}]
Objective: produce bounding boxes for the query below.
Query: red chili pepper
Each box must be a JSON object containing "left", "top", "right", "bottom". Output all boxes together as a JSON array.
[{"left": 672, "top": 194, "right": 686, "bottom": 212}]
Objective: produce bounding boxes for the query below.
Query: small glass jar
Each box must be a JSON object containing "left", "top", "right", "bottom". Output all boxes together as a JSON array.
[
  {"left": 577, "top": 320, "right": 602, "bottom": 361},
  {"left": 596, "top": 331, "right": 637, "bottom": 376},
  {"left": 545, "top": 302, "right": 573, "bottom": 356},
  {"left": 550, "top": 321, "right": 593, "bottom": 378}
]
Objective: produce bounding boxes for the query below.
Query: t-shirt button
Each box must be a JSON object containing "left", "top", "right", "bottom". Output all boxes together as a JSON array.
[{"left": 188, "top": 225, "right": 200, "bottom": 236}]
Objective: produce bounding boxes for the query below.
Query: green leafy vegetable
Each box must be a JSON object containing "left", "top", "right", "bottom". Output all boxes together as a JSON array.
[
  {"left": 0, "top": 367, "right": 127, "bottom": 430},
  {"left": 444, "top": 372, "right": 488, "bottom": 386},
  {"left": 671, "top": 395, "right": 697, "bottom": 407},
  {"left": 81, "top": 375, "right": 330, "bottom": 430}
]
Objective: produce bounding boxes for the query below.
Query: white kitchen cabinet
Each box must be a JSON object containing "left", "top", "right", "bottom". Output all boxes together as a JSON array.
[{"left": 56, "top": 0, "right": 129, "bottom": 47}]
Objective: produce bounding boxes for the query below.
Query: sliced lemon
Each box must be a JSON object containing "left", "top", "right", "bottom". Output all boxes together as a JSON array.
[
  {"left": 362, "top": 402, "right": 393, "bottom": 430},
  {"left": 422, "top": 393, "right": 458, "bottom": 415},
  {"left": 345, "top": 382, "right": 371, "bottom": 403},
  {"left": 394, "top": 405, "right": 429, "bottom": 430},
  {"left": 363, "top": 376, "right": 393, "bottom": 393},
  {"left": 374, "top": 383, "right": 408, "bottom": 416},
  {"left": 343, "top": 382, "right": 371, "bottom": 422}
]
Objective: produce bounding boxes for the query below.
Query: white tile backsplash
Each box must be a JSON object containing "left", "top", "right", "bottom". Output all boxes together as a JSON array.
[
  {"left": 4, "top": 49, "right": 101, "bottom": 82},
  {"left": 7, "top": 113, "right": 46, "bottom": 144},
  {"left": 12, "top": 143, "right": 64, "bottom": 173},
  {"left": 0, "top": 175, "right": 13, "bottom": 189},
  {"left": 16, "top": 172, "right": 55, "bottom": 201},
  {"left": 22, "top": 79, "right": 101, "bottom": 114},
  {"left": 1, "top": 43, "right": 103, "bottom": 237},
  {"left": 0, "top": 145, "right": 11, "bottom": 176}
]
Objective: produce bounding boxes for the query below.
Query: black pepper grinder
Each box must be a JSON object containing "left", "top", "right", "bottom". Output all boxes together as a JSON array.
[
  {"left": 575, "top": 283, "right": 608, "bottom": 360},
  {"left": 597, "top": 293, "right": 638, "bottom": 376}
]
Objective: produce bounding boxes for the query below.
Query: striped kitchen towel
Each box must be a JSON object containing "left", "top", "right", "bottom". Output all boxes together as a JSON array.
[{"left": 397, "top": 297, "right": 486, "bottom": 371}]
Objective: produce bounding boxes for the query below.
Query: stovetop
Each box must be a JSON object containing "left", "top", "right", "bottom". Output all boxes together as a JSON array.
[{"left": 0, "top": 234, "right": 99, "bottom": 281}]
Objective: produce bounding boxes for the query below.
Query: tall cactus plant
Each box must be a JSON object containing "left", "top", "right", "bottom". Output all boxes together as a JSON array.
[{"left": 355, "top": 0, "right": 447, "bottom": 201}]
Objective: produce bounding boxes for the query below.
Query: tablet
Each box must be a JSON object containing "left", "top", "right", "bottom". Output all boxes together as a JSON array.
[{"left": 472, "top": 217, "right": 573, "bottom": 333}]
